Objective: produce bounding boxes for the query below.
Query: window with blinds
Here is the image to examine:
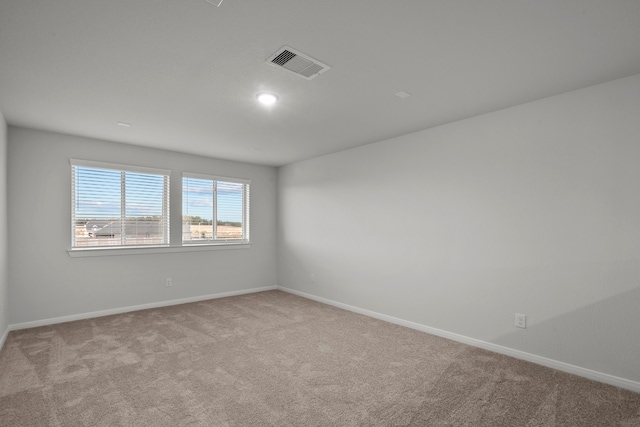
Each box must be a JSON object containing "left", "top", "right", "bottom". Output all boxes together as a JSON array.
[
  {"left": 182, "top": 173, "right": 250, "bottom": 244},
  {"left": 71, "top": 160, "right": 170, "bottom": 248}
]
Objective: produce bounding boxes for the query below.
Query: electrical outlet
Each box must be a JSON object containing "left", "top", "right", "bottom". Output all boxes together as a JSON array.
[
  {"left": 515, "top": 313, "right": 526, "bottom": 329},
  {"left": 310, "top": 273, "right": 316, "bottom": 284},
  {"left": 166, "top": 278, "right": 172, "bottom": 287}
]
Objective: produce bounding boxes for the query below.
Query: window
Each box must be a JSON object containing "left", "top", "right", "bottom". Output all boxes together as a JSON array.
[
  {"left": 71, "top": 160, "right": 170, "bottom": 248},
  {"left": 182, "top": 173, "right": 250, "bottom": 245}
]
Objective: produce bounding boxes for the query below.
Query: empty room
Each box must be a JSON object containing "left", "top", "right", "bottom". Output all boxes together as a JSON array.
[{"left": 1, "top": 0, "right": 640, "bottom": 425}]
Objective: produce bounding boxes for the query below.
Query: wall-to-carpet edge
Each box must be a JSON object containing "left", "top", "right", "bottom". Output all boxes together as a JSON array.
[
  {"left": 277, "top": 286, "right": 640, "bottom": 394},
  {"left": 8, "top": 286, "right": 277, "bottom": 332}
]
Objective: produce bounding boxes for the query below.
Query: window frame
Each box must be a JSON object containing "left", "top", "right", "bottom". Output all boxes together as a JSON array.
[
  {"left": 182, "top": 172, "right": 251, "bottom": 246},
  {"left": 70, "top": 159, "right": 171, "bottom": 251}
]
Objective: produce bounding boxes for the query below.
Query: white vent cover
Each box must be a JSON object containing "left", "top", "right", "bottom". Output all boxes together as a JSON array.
[{"left": 266, "top": 46, "right": 330, "bottom": 80}]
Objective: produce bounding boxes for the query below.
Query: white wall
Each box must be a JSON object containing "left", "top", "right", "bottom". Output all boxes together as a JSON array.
[
  {"left": 0, "top": 112, "right": 8, "bottom": 343},
  {"left": 8, "top": 127, "right": 277, "bottom": 325},
  {"left": 278, "top": 73, "right": 640, "bottom": 384}
]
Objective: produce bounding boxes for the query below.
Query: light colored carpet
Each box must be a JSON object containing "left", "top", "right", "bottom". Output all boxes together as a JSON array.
[{"left": 1, "top": 290, "right": 639, "bottom": 426}]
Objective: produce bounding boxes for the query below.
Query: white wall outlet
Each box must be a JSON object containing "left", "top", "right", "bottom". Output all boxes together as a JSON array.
[
  {"left": 515, "top": 313, "right": 526, "bottom": 329},
  {"left": 310, "top": 273, "right": 316, "bottom": 284},
  {"left": 166, "top": 278, "right": 172, "bottom": 287}
]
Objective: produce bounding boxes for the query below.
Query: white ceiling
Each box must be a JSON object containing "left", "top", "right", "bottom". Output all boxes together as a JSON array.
[{"left": 2, "top": 1, "right": 640, "bottom": 167}]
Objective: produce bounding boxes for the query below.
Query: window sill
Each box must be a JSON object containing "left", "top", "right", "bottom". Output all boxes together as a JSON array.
[{"left": 68, "top": 243, "right": 251, "bottom": 258}]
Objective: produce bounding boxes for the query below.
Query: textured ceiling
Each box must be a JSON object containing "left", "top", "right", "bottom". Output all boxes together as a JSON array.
[{"left": 2, "top": 0, "right": 640, "bottom": 166}]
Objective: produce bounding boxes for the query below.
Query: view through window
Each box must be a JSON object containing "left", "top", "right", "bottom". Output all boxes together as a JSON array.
[
  {"left": 182, "top": 174, "right": 250, "bottom": 244},
  {"left": 71, "top": 160, "right": 170, "bottom": 248}
]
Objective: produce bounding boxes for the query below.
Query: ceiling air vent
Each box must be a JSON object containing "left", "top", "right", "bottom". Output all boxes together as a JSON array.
[{"left": 266, "top": 46, "right": 330, "bottom": 80}]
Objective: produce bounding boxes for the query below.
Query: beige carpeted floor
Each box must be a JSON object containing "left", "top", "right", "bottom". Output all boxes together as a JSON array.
[{"left": 1, "top": 290, "right": 639, "bottom": 426}]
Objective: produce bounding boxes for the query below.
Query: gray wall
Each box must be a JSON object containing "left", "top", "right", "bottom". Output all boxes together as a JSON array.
[
  {"left": 277, "top": 73, "right": 640, "bottom": 383},
  {"left": 8, "top": 127, "right": 277, "bottom": 325},
  {"left": 0, "top": 112, "right": 7, "bottom": 341}
]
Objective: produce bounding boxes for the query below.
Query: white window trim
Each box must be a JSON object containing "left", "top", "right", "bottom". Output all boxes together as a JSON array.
[
  {"left": 182, "top": 172, "right": 251, "bottom": 246},
  {"left": 67, "top": 243, "right": 251, "bottom": 258},
  {"left": 70, "top": 159, "right": 171, "bottom": 177},
  {"left": 182, "top": 171, "right": 251, "bottom": 186},
  {"left": 68, "top": 161, "right": 253, "bottom": 257},
  {"left": 70, "top": 159, "right": 171, "bottom": 251}
]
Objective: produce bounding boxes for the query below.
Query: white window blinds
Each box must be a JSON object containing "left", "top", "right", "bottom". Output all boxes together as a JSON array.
[{"left": 71, "top": 160, "right": 170, "bottom": 248}]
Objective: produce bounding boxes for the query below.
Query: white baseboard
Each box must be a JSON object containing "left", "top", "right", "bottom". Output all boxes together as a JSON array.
[
  {"left": 0, "top": 326, "right": 8, "bottom": 352},
  {"left": 9, "top": 286, "right": 277, "bottom": 331},
  {"left": 277, "top": 286, "right": 640, "bottom": 394}
]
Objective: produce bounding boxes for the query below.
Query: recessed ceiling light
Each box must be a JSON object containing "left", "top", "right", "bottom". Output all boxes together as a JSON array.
[
  {"left": 117, "top": 122, "right": 131, "bottom": 127},
  {"left": 395, "top": 91, "right": 411, "bottom": 99},
  {"left": 257, "top": 93, "right": 278, "bottom": 106}
]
